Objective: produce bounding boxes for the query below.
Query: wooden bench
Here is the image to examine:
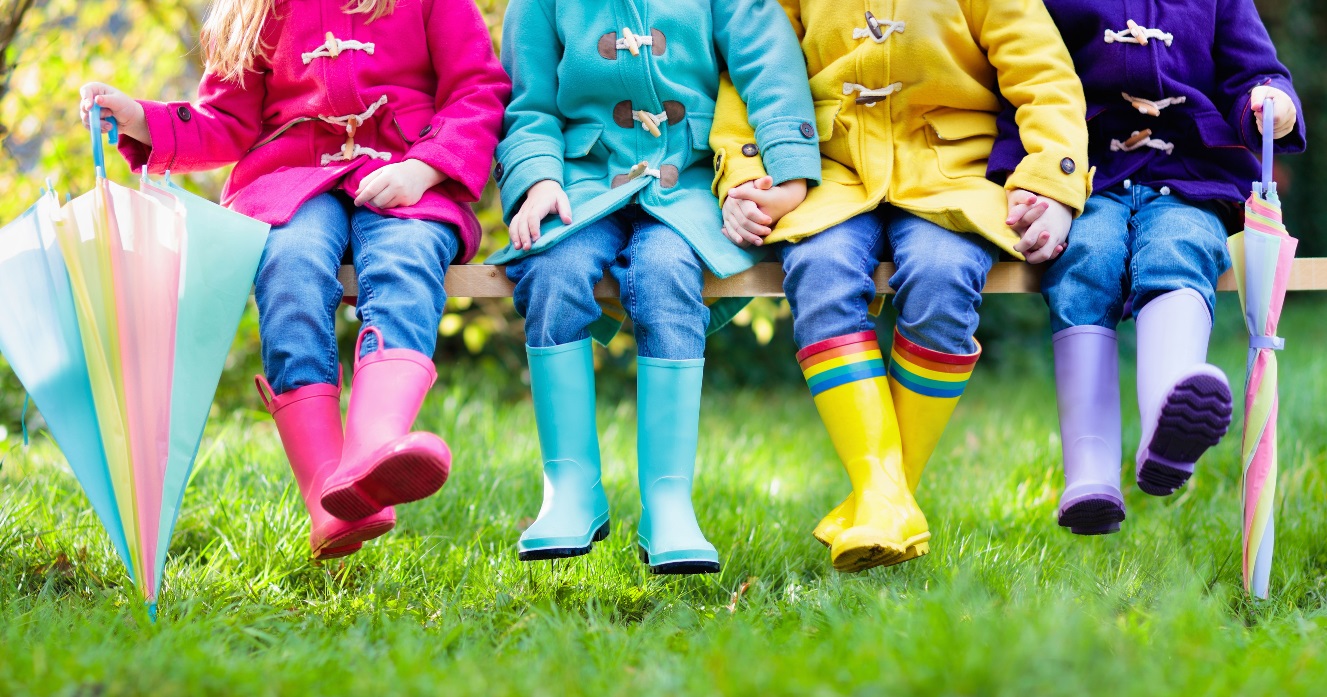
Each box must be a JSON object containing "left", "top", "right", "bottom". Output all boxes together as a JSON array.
[{"left": 337, "top": 258, "right": 1327, "bottom": 298}]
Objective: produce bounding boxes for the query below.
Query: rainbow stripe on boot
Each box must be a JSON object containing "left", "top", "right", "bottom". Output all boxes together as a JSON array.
[
  {"left": 801, "top": 333, "right": 888, "bottom": 397},
  {"left": 887, "top": 329, "right": 978, "bottom": 401}
]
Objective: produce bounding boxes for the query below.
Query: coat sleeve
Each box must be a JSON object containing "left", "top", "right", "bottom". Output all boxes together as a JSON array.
[
  {"left": 117, "top": 67, "right": 267, "bottom": 174},
  {"left": 712, "top": 0, "right": 820, "bottom": 189},
  {"left": 969, "top": 0, "right": 1091, "bottom": 213},
  {"left": 709, "top": 0, "right": 806, "bottom": 205},
  {"left": 494, "top": 0, "right": 566, "bottom": 223},
  {"left": 1213, "top": 0, "right": 1305, "bottom": 154},
  {"left": 408, "top": 0, "right": 512, "bottom": 203}
]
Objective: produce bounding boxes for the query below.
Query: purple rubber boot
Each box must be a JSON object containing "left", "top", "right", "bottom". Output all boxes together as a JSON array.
[
  {"left": 1054, "top": 326, "right": 1126, "bottom": 535},
  {"left": 1135, "top": 289, "right": 1233, "bottom": 496}
]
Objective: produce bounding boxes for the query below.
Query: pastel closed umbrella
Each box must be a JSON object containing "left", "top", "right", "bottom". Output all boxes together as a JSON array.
[
  {"left": 53, "top": 109, "right": 185, "bottom": 604},
  {"left": 0, "top": 107, "right": 268, "bottom": 614},
  {"left": 0, "top": 189, "right": 131, "bottom": 575},
  {"left": 1228, "top": 101, "right": 1297, "bottom": 599}
]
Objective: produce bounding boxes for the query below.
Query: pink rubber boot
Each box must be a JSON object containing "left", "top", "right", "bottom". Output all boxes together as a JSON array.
[
  {"left": 320, "top": 327, "right": 452, "bottom": 520},
  {"left": 256, "top": 376, "right": 396, "bottom": 559}
]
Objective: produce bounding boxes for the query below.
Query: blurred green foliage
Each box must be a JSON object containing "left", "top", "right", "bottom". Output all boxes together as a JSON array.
[{"left": 0, "top": 0, "right": 1323, "bottom": 425}]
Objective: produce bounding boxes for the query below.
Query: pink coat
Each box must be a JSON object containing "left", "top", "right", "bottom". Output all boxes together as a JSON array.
[{"left": 118, "top": 0, "right": 510, "bottom": 263}]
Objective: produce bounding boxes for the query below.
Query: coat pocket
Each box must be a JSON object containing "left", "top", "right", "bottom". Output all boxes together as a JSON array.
[
  {"left": 249, "top": 117, "right": 314, "bottom": 152},
  {"left": 686, "top": 113, "right": 715, "bottom": 170},
  {"left": 813, "top": 100, "right": 840, "bottom": 143},
  {"left": 564, "top": 123, "right": 607, "bottom": 158},
  {"left": 923, "top": 109, "right": 998, "bottom": 180},
  {"left": 688, "top": 113, "right": 715, "bottom": 150},
  {"left": 564, "top": 123, "right": 608, "bottom": 185},
  {"left": 1191, "top": 112, "right": 1242, "bottom": 148},
  {"left": 392, "top": 104, "right": 437, "bottom": 147}
]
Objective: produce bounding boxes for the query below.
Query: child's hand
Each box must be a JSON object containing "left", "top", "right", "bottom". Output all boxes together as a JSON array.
[
  {"left": 1251, "top": 85, "right": 1297, "bottom": 139},
  {"left": 509, "top": 179, "right": 572, "bottom": 251},
  {"left": 353, "top": 159, "right": 446, "bottom": 209},
  {"left": 722, "top": 176, "right": 807, "bottom": 247},
  {"left": 721, "top": 194, "right": 773, "bottom": 247},
  {"left": 79, "top": 83, "right": 149, "bottom": 145},
  {"left": 1005, "top": 189, "right": 1046, "bottom": 235},
  {"left": 1008, "top": 189, "right": 1072, "bottom": 264}
]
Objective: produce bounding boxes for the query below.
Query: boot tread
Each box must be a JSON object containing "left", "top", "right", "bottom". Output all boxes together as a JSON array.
[
  {"left": 1058, "top": 498, "right": 1125, "bottom": 535},
  {"left": 323, "top": 441, "right": 451, "bottom": 519},
  {"left": 1139, "top": 374, "right": 1232, "bottom": 496}
]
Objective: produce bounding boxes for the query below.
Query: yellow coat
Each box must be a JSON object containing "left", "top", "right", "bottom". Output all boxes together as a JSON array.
[{"left": 710, "top": 0, "right": 1092, "bottom": 258}]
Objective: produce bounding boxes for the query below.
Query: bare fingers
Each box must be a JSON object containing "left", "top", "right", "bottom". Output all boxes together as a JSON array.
[
  {"left": 1022, "top": 226, "right": 1056, "bottom": 264},
  {"left": 722, "top": 204, "right": 764, "bottom": 246}
]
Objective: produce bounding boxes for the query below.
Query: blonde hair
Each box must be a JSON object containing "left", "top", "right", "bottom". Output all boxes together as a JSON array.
[{"left": 202, "top": 0, "right": 398, "bottom": 82}]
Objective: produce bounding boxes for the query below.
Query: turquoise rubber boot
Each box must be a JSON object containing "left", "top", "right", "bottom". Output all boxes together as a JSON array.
[
  {"left": 636, "top": 356, "right": 720, "bottom": 575},
  {"left": 518, "top": 339, "right": 611, "bottom": 561}
]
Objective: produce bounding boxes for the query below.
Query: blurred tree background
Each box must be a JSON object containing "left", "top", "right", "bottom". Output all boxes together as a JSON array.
[{"left": 0, "top": 0, "right": 1323, "bottom": 428}]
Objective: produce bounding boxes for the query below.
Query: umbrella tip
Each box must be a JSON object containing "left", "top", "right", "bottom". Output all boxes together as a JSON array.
[{"left": 147, "top": 602, "right": 158, "bottom": 623}]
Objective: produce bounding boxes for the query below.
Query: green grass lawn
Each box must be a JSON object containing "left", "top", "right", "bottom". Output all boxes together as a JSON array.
[{"left": 2, "top": 298, "right": 1326, "bottom": 696}]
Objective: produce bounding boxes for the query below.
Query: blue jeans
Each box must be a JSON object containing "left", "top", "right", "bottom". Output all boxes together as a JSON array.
[
  {"left": 255, "top": 192, "right": 460, "bottom": 393},
  {"left": 1044, "top": 185, "right": 1230, "bottom": 333},
  {"left": 507, "top": 207, "right": 709, "bottom": 360},
  {"left": 779, "top": 207, "right": 997, "bottom": 355}
]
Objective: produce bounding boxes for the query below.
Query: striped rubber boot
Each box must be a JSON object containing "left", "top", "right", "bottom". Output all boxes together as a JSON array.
[
  {"left": 812, "top": 328, "right": 979, "bottom": 554},
  {"left": 799, "top": 331, "right": 928, "bottom": 573}
]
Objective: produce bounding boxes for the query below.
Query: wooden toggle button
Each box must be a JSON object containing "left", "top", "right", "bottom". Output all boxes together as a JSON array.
[{"left": 1123, "top": 129, "right": 1152, "bottom": 149}]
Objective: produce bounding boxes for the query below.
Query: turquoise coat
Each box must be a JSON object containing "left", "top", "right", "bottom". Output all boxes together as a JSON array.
[{"left": 486, "top": 0, "right": 822, "bottom": 279}]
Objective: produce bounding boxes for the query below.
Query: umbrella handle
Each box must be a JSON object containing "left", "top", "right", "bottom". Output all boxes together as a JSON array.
[
  {"left": 1260, "top": 97, "right": 1274, "bottom": 196},
  {"left": 89, "top": 102, "right": 120, "bottom": 178}
]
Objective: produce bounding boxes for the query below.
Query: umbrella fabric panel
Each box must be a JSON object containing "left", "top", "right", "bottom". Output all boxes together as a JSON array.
[
  {"left": 1240, "top": 349, "right": 1277, "bottom": 597},
  {"left": 55, "top": 184, "right": 141, "bottom": 587},
  {"left": 0, "top": 196, "right": 132, "bottom": 573},
  {"left": 146, "top": 179, "right": 270, "bottom": 583},
  {"left": 103, "top": 180, "right": 185, "bottom": 601}
]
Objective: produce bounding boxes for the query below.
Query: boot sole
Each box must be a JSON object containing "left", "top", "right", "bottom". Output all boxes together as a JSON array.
[
  {"left": 833, "top": 533, "right": 930, "bottom": 573},
  {"left": 323, "top": 449, "right": 451, "bottom": 520},
  {"left": 812, "top": 519, "right": 847, "bottom": 549},
  {"left": 313, "top": 518, "right": 397, "bottom": 559},
  {"left": 1138, "top": 374, "right": 1232, "bottom": 497},
  {"left": 637, "top": 546, "right": 721, "bottom": 575},
  {"left": 1058, "top": 497, "right": 1125, "bottom": 536},
  {"left": 316, "top": 543, "right": 362, "bottom": 560},
  {"left": 518, "top": 521, "right": 611, "bottom": 562}
]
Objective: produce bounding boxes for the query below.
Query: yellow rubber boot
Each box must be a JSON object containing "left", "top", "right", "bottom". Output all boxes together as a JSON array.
[
  {"left": 812, "top": 329, "right": 981, "bottom": 551},
  {"left": 799, "top": 332, "right": 928, "bottom": 573}
]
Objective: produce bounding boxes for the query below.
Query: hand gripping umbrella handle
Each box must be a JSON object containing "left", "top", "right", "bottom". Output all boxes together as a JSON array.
[
  {"left": 89, "top": 102, "right": 119, "bottom": 178},
  {"left": 1261, "top": 98, "right": 1274, "bottom": 196}
]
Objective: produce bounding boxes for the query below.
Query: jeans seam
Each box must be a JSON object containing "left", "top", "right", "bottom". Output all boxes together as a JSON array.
[
  {"left": 859, "top": 216, "right": 885, "bottom": 333},
  {"left": 625, "top": 218, "right": 642, "bottom": 347},
  {"left": 349, "top": 214, "right": 377, "bottom": 344},
  {"left": 322, "top": 260, "right": 342, "bottom": 383}
]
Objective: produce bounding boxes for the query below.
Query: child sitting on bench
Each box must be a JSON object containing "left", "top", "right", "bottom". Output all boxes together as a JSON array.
[{"left": 80, "top": 0, "right": 509, "bottom": 559}]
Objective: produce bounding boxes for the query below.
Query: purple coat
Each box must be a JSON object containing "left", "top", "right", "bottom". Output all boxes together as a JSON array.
[{"left": 989, "top": 0, "right": 1306, "bottom": 206}]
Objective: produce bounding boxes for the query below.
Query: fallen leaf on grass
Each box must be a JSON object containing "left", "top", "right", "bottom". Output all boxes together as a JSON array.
[{"left": 727, "top": 576, "right": 758, "bottom": 613}]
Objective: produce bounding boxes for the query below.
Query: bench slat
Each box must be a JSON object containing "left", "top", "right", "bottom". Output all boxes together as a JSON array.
[{"left": 336, "top": 258, "right": 1327, "bottom": 299}]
